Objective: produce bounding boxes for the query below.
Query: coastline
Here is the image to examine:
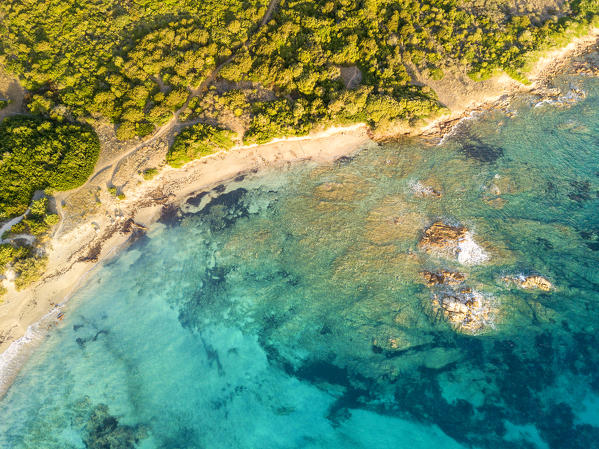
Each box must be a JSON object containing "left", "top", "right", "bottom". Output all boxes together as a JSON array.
[{"left": 0, "top": 29, "right": 598, "bottom": 397}]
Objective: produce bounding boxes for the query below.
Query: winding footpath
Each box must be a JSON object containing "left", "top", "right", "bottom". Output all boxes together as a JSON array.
[
  {"left": 49, "top": 0, "right": 282, "bottom": 238},
  {"left": 54, "top": 0, "right": 281, "bottom": 220}
]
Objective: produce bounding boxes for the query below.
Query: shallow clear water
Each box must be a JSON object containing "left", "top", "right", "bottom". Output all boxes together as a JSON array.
[{"left": 1, "top": 76, "right": 599, "bottom": 449}]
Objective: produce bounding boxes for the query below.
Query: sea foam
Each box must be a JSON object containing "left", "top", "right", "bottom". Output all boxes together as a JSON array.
[
  {"left": 0, "top": 308, "right": 59, "bottom": 398},
  {"left": 457, "top": 232, "right": 489, "bottom": 265}
]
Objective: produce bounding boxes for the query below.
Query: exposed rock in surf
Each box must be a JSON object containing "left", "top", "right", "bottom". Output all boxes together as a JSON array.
[
  {"left": 503, "top": 274, "right": 553, "bottom": 292},
  {"left": 419, "top": 222, "right": 467, "bottom": 253},
  {"left": 431, "top": 287, "right": 497, "bottom": 333},
  {"left": 419, "top": 222, "right": 489, "bottom": 265},
  {"left": 420, "top": 270, "right": 466, "bottom": 286},
  {"left": 457, "top": 231, "right": 489, "bottom": 265}
]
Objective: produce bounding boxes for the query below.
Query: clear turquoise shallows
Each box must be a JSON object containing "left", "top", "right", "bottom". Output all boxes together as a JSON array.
[{"left": 1, "top": 76, "right": 599, "bottom": 448}]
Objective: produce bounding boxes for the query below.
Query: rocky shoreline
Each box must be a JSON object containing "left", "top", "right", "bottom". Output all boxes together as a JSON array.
[{"left": 0, "top": 28, "right": 598, "bottom": 396}]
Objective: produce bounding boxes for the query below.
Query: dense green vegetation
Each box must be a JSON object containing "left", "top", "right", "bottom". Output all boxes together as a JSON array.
[
  {"left": 167, "top": 123, "right": 236, "bottom": 167},
  {"left": 177, "top": 0, "right": 599, "bottom": 144},
  {"left": 0, "top": 0, "right": 268, "bottom": 138},
  {"left": 12, "top": 255, "right": 48, "bottom": 290},
  {"left": 0, "top": 0, "right": 596, "bottom": 188},
  {"left": 0, "top": 197, "right": 58, "bottom": 293},
  {"left": 6, "top": 198, "right": 59, "bottom": 237},
  {"left": 0, "top": 116, "right": 100, "bottom": 219},
  {"left": 2, "top": 0, "right": 598, "bottom": 149}
]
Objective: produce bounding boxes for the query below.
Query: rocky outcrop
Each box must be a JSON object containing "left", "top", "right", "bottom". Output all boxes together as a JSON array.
[
  {"left": 419, "top": 222, "right": 467, "bottom": 255},
  {"left": 431, "top": 287, "right": 496, "bottom": 333},
  {"left": 503, "top": 274, "right": 553, "bottom": 292},
  {"left": 418, "top": 221, "right": 489, "bottom": 265},
  {"left": 420, "top": 270, "right": 465, "bottom": 286},
  {"left": 82, "top": 403, "right": 148, "bottom": 449}
]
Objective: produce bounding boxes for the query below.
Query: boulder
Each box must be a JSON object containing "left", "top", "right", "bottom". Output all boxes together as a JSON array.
[
  {"left": 419, "top": 222, "right": 466, "bottom": 255},
  {"left": 420, "top": 270, "right": 466, "bottom": 286},
  {"left": 504, "top": 274, "right": 553, "bottom": 292},
  {"left": 431, "top": 287, "right": 496, "bottom": 333}
]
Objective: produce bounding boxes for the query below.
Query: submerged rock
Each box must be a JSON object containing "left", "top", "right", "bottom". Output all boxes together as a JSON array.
[
  {"left": 420, "top": 270, "right": 466, "bottom": 286},
  {"left": 503, "top": 274, "right": 553, "bottom": 292},
  {"left": 484, "top": 197, "right": 506, "bottom": 209},
  {"left": 409, "top": 179, "right": 442, "bottom": 198},
  {"left": 459, "top": 138, "right": 504, "bottom": 163},
  {"left": 83, "top": 403, "right": 148, "bottom": 449}
]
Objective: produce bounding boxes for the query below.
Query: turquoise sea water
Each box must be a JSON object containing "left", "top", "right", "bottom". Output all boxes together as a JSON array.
[{"left": 1, "top": 76, "right": 599, "bottom": 448}]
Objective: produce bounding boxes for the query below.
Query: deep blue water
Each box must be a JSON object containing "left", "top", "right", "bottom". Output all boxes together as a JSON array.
[{"left": 1, "top": 76, "right": 599, "bottom": 448}]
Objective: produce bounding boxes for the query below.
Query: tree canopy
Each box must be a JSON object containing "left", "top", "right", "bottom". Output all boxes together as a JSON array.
[{"left": 0, "top": 115, "right": 100, "bottom": 219}]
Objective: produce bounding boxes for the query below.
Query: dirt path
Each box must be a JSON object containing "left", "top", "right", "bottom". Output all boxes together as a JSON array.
[{"left": 63, "top": 0, "right": 282, "bottom": 201}]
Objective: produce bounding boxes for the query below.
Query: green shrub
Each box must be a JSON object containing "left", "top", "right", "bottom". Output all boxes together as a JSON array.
[
  {"left": 142, "top": 168, "right": 159, "bottom": 180},
  {"left": 9, "top": 222, "right": 27, "bottom": 234},
  {"left": 0, "top": 116, "right": 100, "bottom": 220},
  {"left": 4, "top": 197, "right": 59, "bottom": 238},
  {"left": 0, "top": 243, "right": 27, "bottom": 269},
  {"left": 167, "top": 124, "right": 235, "bottom": 168},
  {"left": 44, "top": 214, "right": 60, "bottom": 226},
  {"left": 13, "top": 255, "right": 48, "bottom": 290},
  {"left": 29, "top": 197, "right": 49, "bottom": 218}
]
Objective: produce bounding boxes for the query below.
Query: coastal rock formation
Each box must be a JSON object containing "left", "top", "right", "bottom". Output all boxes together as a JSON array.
[
  {"left": 419, "top": 222, "right": 467, "bottom": 254},
  {"left": 420, "top": 270, "right": 466, "bottom": 286},
  {"left": 419, "top": 221, "right": 489, "bottom": 265},
  {"left": 573, "top": 62, "right": 599, "bottom": 76},
  {"left": 503, "top": 274, "right": 553, "bottom": 291},
  {"left": 431, "top": 287, "right": 496, "bottom": 333}
]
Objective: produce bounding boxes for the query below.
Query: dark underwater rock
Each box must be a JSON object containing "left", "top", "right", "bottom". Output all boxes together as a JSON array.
[
  {"left": 185, "top": 191, "right": 208, "bottom": 206},
  {"left": 568, "top": 180, "right": 592, "bottom": 202},
  {"left": 83, "top": 404, "right": 148, "bottom": 449},
  {"left": 459, "top": 135, "right": 504, "bottom": 163},
  {"left": 194, "top": 188, "right": 249, "bottom": 231}
]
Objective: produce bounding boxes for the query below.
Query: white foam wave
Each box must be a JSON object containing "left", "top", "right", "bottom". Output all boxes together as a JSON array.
[
  {"left": 0, "top": 308, "right": 60, "bottom": 398},
  {"left": 457, "top": 232, "right": 489, "bottom": 265},
  {"left": 437, "top": 111, "right": 481, "bottom": 146},
  {"left": 533, "top": 88, "right": 586, "bottom": 109},
  {"left": 409, "top": 180, "right": 436, "bottom": 197}
]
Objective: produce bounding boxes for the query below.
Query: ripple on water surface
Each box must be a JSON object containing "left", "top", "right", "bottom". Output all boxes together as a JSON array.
[{"left": 1, "top": 76, "right": 599, "bottom": 449}]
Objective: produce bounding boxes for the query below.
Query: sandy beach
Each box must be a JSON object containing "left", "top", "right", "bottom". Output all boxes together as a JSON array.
[{"left": 0, "top": 27, "right": 598, "bottom": 396}]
